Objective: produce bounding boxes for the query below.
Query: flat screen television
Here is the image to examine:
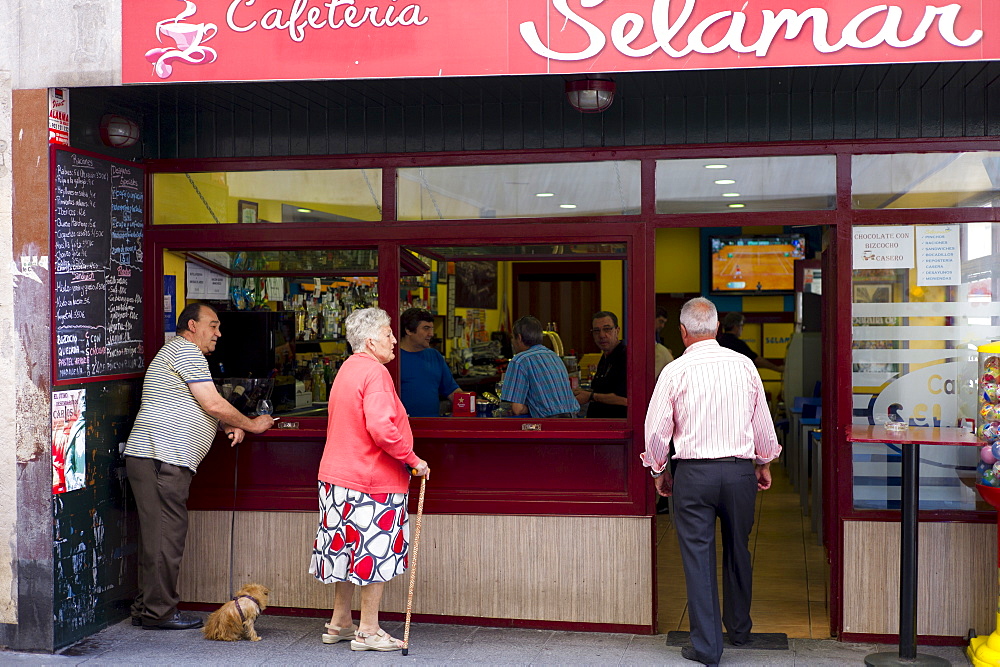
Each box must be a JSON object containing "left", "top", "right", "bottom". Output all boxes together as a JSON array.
[{"left": 709, "top": 234, "right": 805, "bottom": 294}]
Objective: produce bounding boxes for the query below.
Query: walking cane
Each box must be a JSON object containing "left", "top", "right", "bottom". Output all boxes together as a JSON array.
[{"left": 401, "top": 469, "right": 428, "bottom": 656}]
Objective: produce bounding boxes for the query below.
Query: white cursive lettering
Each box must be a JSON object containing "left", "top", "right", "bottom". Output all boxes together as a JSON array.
[
  {"left": 227, "top": 0, "right": 427, "bottom": 43},
  {"left": 519, "top": 0, "right": 985, "bottom": 61}
]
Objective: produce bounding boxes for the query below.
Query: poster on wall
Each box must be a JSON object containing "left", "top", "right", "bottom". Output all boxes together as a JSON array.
[
  {"left": 852, "top": 225, "right": 915, "bottom": 270},
  {"left": 454, "top": 261, "right": 497, "bottom": 309},
  {"left": 52, "top": 389, "right": 86, "bottom": 494},
  {"left": 916, "top": 225, "right": 962, "bottom": 286}
]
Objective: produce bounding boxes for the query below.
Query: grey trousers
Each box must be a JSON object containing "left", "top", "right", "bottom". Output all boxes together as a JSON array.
[
  {"left": 672, "top": 458, "right": 757, "bottom": 665},
  {"left": 126, "top": 456, "right": 193, "bottom": 624}
]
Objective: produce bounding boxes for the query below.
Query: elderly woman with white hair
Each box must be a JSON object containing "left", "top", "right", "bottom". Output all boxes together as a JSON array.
[{"left": 308, "top": 307, "right": 429, "bottom": 652}]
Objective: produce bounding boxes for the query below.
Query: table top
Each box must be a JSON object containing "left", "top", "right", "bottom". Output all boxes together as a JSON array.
[{"left": 848, "top": 424, "right": 980, "bottom": 446}]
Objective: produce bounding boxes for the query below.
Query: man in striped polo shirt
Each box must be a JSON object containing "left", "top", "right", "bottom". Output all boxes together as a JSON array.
[
  {"left": 502, "top": 316, "right": 579, "bottom": 418},
  {"left": 124, "top": 302, "right": 275, "bottom": 631},
  {"left": 643, "top": 297, "right": 781, "bottom": 666}
]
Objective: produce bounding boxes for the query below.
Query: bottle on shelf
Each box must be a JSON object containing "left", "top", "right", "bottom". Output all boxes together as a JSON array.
[
  {"left": 229, "top": 383, "right": 249, "bottom": 413},
  {"left": 311, "top": 361, "right": 327, "bottom": 403}
]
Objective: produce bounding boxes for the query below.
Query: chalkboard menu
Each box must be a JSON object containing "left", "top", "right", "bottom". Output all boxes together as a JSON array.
[{"left": 53, "top": 148, "right": 145, "bottom": 383}]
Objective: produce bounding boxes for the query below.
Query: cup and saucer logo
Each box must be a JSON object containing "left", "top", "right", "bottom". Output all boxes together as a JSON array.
[{"left": 145, "top": 0, "right": 219, "bottom": 79}]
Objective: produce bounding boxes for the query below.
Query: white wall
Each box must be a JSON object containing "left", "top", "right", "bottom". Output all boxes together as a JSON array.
[{"left": 0, "top": 0, "right": 121, "bottom": 627}]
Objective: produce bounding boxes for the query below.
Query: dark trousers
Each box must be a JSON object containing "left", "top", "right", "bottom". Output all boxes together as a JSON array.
[
  {"left": 126, "top": 456, "right": 193, "bottom": 624},
  {"left": 672, "top": 458, "right": 757, "bottom": 665}
]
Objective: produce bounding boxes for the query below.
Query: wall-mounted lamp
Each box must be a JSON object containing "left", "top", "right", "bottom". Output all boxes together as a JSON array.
[
  {"left": 565, "top": 77, "right": 615, "bottom": 113},
  {"left": 99, "top": 114, "right": 140, "bottom": 148}
]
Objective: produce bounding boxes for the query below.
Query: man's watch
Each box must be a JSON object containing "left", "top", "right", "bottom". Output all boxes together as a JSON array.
[{"left": 650, "top": 468, "right": 664, "bottom": 479}]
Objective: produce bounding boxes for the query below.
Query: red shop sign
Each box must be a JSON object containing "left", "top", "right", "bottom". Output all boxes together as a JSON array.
[{"left": 122, "top": 0, "right": 1000, "bottom": 84}]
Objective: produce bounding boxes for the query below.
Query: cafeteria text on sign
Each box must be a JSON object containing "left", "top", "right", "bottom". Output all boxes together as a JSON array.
[{"left": 122, "top": 0, "right": 1000, "bottom": 84}]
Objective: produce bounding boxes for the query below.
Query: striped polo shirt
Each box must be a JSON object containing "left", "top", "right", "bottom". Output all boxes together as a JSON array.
[
  {"left": 501, "top": 344, "right": 579, "bottom": 418},
  {"left": 642, "top": 338, "right": 781, "bottom": 473},
  {"left": 124, "top": 335, "right": 218, "bottom": 472}
]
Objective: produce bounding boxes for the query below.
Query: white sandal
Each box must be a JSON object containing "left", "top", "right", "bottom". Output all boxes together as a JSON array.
[
  {"left": 350, "top": 629, "right": 403, "bottom": 651},
  {"left": 321, "top": 622, "right": 356, "bottom": 644}
]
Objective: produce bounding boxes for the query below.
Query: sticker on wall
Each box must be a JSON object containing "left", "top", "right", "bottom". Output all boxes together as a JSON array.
[
  {"left": 916, "top": 225, "right": 961, "bottom": 286},
  {"left": 48, "top": 88, "right": 69, "bottom": 146},
  {"left": 52, "top": 389, "right": 86, "bottom": 494},
  {"left": 852, "top": 225, "right": 914, "bottom": 270}
]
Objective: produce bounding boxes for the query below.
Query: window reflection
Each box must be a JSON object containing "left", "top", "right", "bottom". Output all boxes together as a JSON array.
[
  {"left": 396, "top": 162, "right": 641, "bottom": 220},
  {"left": 850, "top": 222, "right": 1000, "bottom": 510},
  {"left": 152, "top": 169, "right": 382, "bottom": 224},
  {"left": 398, "top": 244, "right": 628, "bottom": 418},
  {"left": 852, "top": 152, "right": 1000, "bottom": 209}
]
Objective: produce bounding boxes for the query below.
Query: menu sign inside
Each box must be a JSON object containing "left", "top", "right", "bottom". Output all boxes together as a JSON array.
[{"left": 53, "top": 147, "right": 145, "bottom": 383}]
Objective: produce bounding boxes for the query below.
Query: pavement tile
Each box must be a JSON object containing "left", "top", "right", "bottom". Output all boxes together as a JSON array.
[
  {"left": 542, "top": 630, "right": 633, "bottom": 649},
  {"left": 531, "top": 642, "right": 628, "bottom": 665}
]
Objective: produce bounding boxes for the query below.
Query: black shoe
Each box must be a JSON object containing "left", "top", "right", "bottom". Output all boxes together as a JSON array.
[
  {"left": 728, "top": 634, "right": 752, "bottom": 647},
  {"left": 681, "top": 646, "right": 719, "bottom": 666},
  {"left": 142, "top": 612, "right": 203, "bottom": 630}
]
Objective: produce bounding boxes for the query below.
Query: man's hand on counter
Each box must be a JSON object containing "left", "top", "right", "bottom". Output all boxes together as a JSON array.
[{"left": 246, "top": 414, "right": 276, "bottom": 434}]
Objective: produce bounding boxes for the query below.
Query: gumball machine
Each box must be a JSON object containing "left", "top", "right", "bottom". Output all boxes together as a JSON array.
[{"left": 969, "top": 343, "right": 1000, "bottom": 666}]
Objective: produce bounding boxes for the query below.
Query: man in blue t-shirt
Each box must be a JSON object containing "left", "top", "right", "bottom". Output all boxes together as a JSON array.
[{"left": 399, "top": 308, "right": 459, "bottom": 417}]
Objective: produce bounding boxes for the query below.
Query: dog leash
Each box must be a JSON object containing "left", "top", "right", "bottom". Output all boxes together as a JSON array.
[{"left": 228, "top": 437, "right": 239, "bottom": 598}]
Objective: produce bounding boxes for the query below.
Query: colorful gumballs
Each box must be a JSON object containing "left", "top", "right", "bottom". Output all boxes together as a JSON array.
[
  {"left": 986, "top": 357, "right": 1000, "bottom": 376},
  {"left": 983, "top": 374, "right": 997, "bottom": 386},
  {"left": 983, "top": 446, "right": 997, "bottom": 465},
  {"left": 983, "top": 404, "right": 998, "bottom": 421},
  {"left": 980, "top": 423, "right": 992, "bottom": 440},
  {"left": 979, "top": 461, "right": 990, "bottom": 475},
  {"left": 986, "top": 384, "right": 1000, "bottom": 403},
  {"left": 984, "top": 468, "right": 997, "bottom": 485}
]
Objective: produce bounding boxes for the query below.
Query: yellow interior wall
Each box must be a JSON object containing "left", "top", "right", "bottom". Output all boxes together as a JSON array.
[
  {"left": 164, "top": 250, "right": 187, "bottom": 334},
  {"left": 655, "top": 228, "right": 701, "bottom": 293},
  {"left": 600, "top": 260, "right": 624, "bottom": 327}
]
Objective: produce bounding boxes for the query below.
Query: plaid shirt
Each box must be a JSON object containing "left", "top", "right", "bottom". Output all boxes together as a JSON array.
[{"left": 502, "top": 344, "right": 579, "bottom": 418}]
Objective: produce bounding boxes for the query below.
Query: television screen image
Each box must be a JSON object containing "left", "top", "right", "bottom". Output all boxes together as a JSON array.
[{"left": 710, "top": 235, "right": 805, "bottom": 293}]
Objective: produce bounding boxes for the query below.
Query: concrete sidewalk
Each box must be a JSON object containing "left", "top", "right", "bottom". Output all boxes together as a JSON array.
[{"left": 1, "top": 615, "right": 969, "bottom": 665}]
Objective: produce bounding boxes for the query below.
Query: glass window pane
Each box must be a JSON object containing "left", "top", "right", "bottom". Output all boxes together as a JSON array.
[
  {"left": 656, "top": 156, "right": 836, "bottom": 213},
  {"left": 850, "top": 222, "right": 1000, "bottom": 510},
  {"left": 152, "top": 170, "right": 382, "bottom": 224},
  {"left": 164, "top": 247, "right": 378, "bottom": 418},
  {"left": 396, "top": 162, "right": 640, "bottom": 220},
  {"left": 852, "top": 152, "right": 1000, "bottom": 209},
  {"left": 398, "top": 243, "right": 627, "bottom": 419}
]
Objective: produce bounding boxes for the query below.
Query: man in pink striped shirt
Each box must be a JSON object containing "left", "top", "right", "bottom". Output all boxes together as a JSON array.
[{"left": 643, "top": 297, "right": 781, "bottom": 666}]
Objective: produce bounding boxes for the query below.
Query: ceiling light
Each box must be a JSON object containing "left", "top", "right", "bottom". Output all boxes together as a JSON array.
[
  {"left": 714, "top": 179, "right": 736, "bottom": 185},
  {"left": 559, "top": 204, "right": 577, "bottom": 209},
  {"left": 722, "top": 193, "right": 741, "bottom": 197},
  {"left": 728, "top": 203, "right": 745, "bottom": 208},
  {"left": 705, "top": 164, "right": 728, "bottom": 169},
  {"left": 535, "top": 193, "right": 555, "bottom": 197},
  {"left": 565, "top": 77, "right": 615, "bottom": 113},
  {"left": 297, "top": 208, "right": 312, "bottom": 213}
]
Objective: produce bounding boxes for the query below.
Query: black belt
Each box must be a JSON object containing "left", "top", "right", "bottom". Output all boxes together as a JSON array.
[{"left": 685, "top": 457, "right": 750, "bottom": 462}]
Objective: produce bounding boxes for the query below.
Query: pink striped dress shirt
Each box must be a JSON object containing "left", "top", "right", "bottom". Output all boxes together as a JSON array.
[{"left": 642, "top": 339, "right": 781, "bottom": 473}]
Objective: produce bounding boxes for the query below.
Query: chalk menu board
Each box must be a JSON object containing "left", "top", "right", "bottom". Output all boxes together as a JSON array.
[{"left": 53, "top": 147, "right": 145, "bottom": 383}]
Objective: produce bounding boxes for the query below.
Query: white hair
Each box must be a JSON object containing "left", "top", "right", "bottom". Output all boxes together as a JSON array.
[
  {"left": 679, "top": 297, "right": 718, "bottom": 336},
  {"left": 345, "top": 307, "right": 391, "bottom": 352}
]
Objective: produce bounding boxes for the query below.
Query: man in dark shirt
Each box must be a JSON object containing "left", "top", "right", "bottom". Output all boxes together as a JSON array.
[
  {"left": 717, "top": 312, "right": 784, "bottom": 373},
  {"left": 574, "top": 311, "right": 628, "bottom": 418}
]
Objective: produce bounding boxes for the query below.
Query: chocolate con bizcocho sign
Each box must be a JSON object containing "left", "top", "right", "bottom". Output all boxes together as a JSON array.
[{"left": 122, "top": 0, "right": 998, "bottom": 83}]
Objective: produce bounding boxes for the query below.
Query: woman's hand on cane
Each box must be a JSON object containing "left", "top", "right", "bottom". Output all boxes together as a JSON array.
[{"left": 410, "top": 459, "right": 430, "bottom": 478}]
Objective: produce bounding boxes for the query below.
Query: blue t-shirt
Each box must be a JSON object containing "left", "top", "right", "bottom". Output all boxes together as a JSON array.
[{"left": 400, "top": 348, "right": 460, "bottom": 417}]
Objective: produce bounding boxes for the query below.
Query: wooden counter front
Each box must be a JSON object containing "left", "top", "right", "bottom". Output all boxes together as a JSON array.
[{"left": 187, "top": 417, "right": 642, "bottom": 516}]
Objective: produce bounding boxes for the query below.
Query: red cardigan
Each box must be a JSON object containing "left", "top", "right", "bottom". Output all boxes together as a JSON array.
[{"left": 318, "top": 354, "right": 421, "bottom": 494}]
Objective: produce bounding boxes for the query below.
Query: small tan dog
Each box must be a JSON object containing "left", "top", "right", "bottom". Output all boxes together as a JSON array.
[{"left": 203, "top": 583, "right": 270, "bottom": 641}]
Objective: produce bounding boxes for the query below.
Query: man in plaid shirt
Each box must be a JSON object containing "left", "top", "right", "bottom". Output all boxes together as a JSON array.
[{"left": 501, "top": 316, "right": 579, "bottom": 418}]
